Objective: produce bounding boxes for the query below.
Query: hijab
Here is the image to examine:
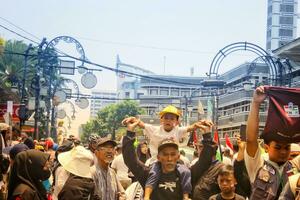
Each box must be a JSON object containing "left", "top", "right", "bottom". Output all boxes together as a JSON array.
[
  {"left": 8, "top": 149, "right": 50, "bottom": 200},
  {"left": 136, "top": 142, "right": 151, "bottom": 163}
]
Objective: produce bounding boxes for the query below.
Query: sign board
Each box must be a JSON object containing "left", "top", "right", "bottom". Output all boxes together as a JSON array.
[
  {"left": 7, "top": 101, "right": 13, "bottom": 114},
  {"left": 0, "top": 104, "right": 20, "bottom": 122}
]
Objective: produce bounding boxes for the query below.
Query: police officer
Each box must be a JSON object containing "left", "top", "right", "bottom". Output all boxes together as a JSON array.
[{"left": 245, "top": 86, "right": 296, "bottom": 199}]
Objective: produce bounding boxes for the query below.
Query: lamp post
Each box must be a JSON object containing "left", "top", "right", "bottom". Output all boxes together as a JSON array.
[
  {"left": 19, "top": 44, "right": 33, "bottom": 130},
  {"left": 33, "top": 38, "right": 47, "bottom": 140}
]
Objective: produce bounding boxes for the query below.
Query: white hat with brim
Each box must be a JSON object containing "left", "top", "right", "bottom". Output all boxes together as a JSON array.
[
  {"left": 58, "top": 145, "right": 94, "bottom": 178},
  {"left": 0, "top": 123, "right": 9, "bottom": 131}
]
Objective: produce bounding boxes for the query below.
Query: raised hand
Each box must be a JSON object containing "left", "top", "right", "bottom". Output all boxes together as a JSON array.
[
  {"left": 121, "top": 116, "right": 137, "bottom": 126},
  {"left": 253, "top": 86, "right": 267, "bottom": 104},
  {"left": 127, "top": 119, "right": 141, "bottom": 132},
  {"left": 194, "top": 120, "right": 213, "bottom": 134}
]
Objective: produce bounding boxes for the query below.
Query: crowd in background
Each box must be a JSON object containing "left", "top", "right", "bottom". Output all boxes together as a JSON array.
[{"left": 0, "top": 85, "right": 300, "bottom": 200}]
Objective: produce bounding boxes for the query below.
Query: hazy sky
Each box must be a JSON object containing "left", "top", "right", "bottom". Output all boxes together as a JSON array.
[
  {"left": 2, "top": 1, "right": 300, "bottom": 135},
  {"left": 1, "top": 0, "right": 276, "bottom": 92}
]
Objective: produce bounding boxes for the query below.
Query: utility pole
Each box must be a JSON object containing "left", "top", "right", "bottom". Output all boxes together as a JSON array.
[{"left": 34, "top": 38, "right": 47, "bottom": 140}]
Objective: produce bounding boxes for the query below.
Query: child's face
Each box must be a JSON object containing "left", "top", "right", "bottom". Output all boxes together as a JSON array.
[
  {"left": 217, "top": 173, "right": 236, "bottom": 194},
  {"left": 265, "top": 141, "right": 291, "bottom": 164},
  {"left": 160, "top": 113, "right": 179, "bottom": 132}
]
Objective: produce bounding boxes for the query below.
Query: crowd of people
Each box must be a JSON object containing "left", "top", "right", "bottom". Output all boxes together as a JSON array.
[{"left": 0, "top": 85, "right": 299, "bottom": 200}]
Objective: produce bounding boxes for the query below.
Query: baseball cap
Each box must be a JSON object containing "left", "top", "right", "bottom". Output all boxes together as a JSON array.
[
  {"left": 96, "top": 137, "right": 117, "bottom": 147},
  {"left": 158, "top": 138, "right": 179, "bottom": 152},
  {"left": 159, "top": 105, "right": 181, "bottom": 118}
]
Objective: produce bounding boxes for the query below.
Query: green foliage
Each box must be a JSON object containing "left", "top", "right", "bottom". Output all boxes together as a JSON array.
[
  {"left": 81, "top": 100, "right": 144, "bottom": 142},
  {"left": 0, "top": 40, "right": 36, "bottom": 92}
]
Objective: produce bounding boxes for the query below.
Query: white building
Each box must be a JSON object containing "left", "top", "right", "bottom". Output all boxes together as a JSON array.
[
  {"left": 266, "top": 0, "right": 298, "bottom": 52},
  {"left": 90, "top": 90, "right": 117, "bottom": 118}
]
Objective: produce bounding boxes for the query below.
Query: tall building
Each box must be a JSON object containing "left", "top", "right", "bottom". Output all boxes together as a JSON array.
[
  {"left": 266, "top": 0, "right": 298, "bottom": 52},
  {"left": 90, "top": 90, "right": 117, "bottom": 118}
]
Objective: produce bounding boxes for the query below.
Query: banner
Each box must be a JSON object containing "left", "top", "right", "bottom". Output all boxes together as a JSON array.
[
  {"left": 207, "top": 99, "right": 213, "bottom": 121},
  {"left": 0, "top": 104, "right": 20, "bottom": 122}
]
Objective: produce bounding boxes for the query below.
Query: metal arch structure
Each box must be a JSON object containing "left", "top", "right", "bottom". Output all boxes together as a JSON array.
[
  {"left": 208, "top": 42, "right": 278, "bottom": 85},
  {"left": 45, "top": 35, "right": 86, "bottom": 66},
  {"left": 61, "top": 78, "right": 80, "bottom": 100}
]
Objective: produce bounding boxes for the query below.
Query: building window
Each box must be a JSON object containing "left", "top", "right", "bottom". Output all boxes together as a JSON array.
[
  {"left": 280, "top": 4, "right": 294, "bottom": 13},
  {"left": 279, "top": 28, "right": 293, "bottom": 37},
  {"left": 150, "top": 89, "right": 158, "bottom": 95},
  {"left": 171, "top": 89, "right": 179, "bottom": 96},
  {"left": 181, "top": 91, "right": 190, "bottom": 96},
  {"left": 267, "top": 29, "right": 271, "bottom": 38},
  {"left": 266, "top": 41, "right": 271, "bottom": 50},
  {"left": 137, "top": 93, "right": 144, "bottom": 99},
  {"left": 268, "top": 5, "right": 272, "bottom": 14},
  {"left": 267, "top": 18, "right": 272, "bottom": 27},
  {"left": 125, "top": 92, "right": 130, "bottom": 98},
  {"left": 279, "top": 16, "right": 293, "bottom": 25},
  {"left": 160, "top": 89, "right": 169, "bottom": 96}
]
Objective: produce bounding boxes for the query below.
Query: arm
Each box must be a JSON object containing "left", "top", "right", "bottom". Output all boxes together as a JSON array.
[
  {"left": 246, "top": 86, "right": 266, "bottom": 157},
  {"left": 236, "top": 137, "right": 245, "bottom": 162},
  {"left": 122, "top": 120, "right": 149, "bottom": 188},
  {"left": 121, "top": 117, "right": 145, "bottom": 129},
  {"left": 186, "top": 120, "right": 211, "bottom": 133},
  {"left": 190, "top": 120, "right": 214, "bottom": 188},
  {"left": 191, "top": 133, "right": 215, "bottom": 187}
]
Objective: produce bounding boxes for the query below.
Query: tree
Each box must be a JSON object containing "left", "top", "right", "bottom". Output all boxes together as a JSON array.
[
  {"left": 81, "top": 100, "right": 144, "bottom": 142},
  {"left": 0, "top": 40, "right": 36, "bottom": 96}
]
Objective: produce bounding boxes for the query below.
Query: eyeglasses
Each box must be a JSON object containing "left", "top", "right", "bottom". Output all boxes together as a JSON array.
[{"left": 98, "top": 146, "right": 115, "bottom": 151}]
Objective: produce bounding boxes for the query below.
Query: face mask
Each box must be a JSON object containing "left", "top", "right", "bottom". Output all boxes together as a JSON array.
[{"left": 40, "top": 169, "right": 51, "bottom": 181}]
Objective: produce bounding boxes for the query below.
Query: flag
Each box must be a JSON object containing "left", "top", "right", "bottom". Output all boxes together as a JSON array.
[
  {"left": 216, "top": 147, "right": 222, "bottom": 162},
  {"left": 225, "top": 134, "right": 234, "bottom": 151},
  {"left": 197, "top": 100, "right": 204, "bottom": 115},
  {"left": 207, "top": 99, "right": 213, "bottom": 121},
  {"left": 213, "top": 129, "right": 219, "bottom": 144},
  {"left": 193, "top": 130, "right": 198, "bottom": 144}
]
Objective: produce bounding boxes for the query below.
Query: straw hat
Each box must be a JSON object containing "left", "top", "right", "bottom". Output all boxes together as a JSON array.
[
  {"left": 58, "top": 145, "right": 94, "bottom": 178},
  {"left": 0, "top": 123, "right": 9, "bottom": 131}
]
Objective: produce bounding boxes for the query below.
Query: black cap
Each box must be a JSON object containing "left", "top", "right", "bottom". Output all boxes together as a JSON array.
[
  {"left": 96, "top": 137, "right": 117, "bottom": 147},
  {"left": 158, "top": 138, "right": 178, "bottom": 152}
]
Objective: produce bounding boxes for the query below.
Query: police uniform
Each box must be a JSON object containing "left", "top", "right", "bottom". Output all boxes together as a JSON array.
[{"left": 250, "top": 161, "right": 294, "bottom": 199}]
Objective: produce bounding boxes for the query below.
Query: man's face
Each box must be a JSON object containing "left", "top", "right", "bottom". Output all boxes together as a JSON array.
[
  {"left": 95, "top": 143, "right": 115, "bottom": 165},
  {"left": 265, "top": 141, "right": 291, "bottom": 164},
  {"left": 160, "top": 113, "right": 179, "bottom": 132},
  {"left": 217, "top": 173, "right": 236, "bottom": 194},
  {"left": 157, "top": 146, "right": 180, "bottom": 173}
]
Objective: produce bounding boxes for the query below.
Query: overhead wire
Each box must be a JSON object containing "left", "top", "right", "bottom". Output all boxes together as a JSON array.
[
  {"left": 0, "top": 16, "right": 42, "bottom": 42},
  {"left": 0, "top": 22, "right": 205, "bottom": 86}
]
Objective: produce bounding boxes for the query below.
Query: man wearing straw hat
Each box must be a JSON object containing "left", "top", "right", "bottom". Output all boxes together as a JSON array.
[
  {"left": 93, "top": 137, "right": 126, "bottom": 200},
  {"left": 56, "top": 145, "right": 95, "bottom": 200}
]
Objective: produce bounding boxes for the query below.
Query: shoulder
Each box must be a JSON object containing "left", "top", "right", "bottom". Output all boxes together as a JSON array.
[
  {"left": 235, "top": 193, "right": 246, "bottom": 200},
  {"left": 288, "top": 173, "right": 300, "bottom": 196},
  {"left": 208, "top": 194, "right": 217, "bottom": 200},
  {"left": 13, "top": 184, "right": 36, "bottom": 199}
]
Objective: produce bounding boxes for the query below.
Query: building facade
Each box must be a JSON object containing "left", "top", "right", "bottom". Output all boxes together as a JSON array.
[
  {"left": 266, "top": 0, "right": 298, "bottom": 52},
  {"left": 90, "top": 90, "right": 117, "bottom": 118}
]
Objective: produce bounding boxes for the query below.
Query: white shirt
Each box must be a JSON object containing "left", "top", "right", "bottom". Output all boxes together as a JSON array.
[
  {"left": 222, "top": 156, "right": 232, "bottom": 165},
  {"left": 52, "top": 166, "right": 70, "bottom": 200},
  {"left": 111, "top": 154, "right": 131, "bottom": 181},
  {"left": 144, "top": 124, "right": 188, "bottom": 158},
  {"left": 191, "top": 158, "right": 199, "bottom": 166},
  {"left": 244, "top": 146, "right": 289, "bottom": 183}
]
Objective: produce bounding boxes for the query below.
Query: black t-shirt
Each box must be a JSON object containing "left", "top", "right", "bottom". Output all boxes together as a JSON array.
[
  {"left": 209, "top": 193, "right": 245, "bottom": 200},
  {"left": 151, "top": 170, "right": 183, "bottom": 200}
]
